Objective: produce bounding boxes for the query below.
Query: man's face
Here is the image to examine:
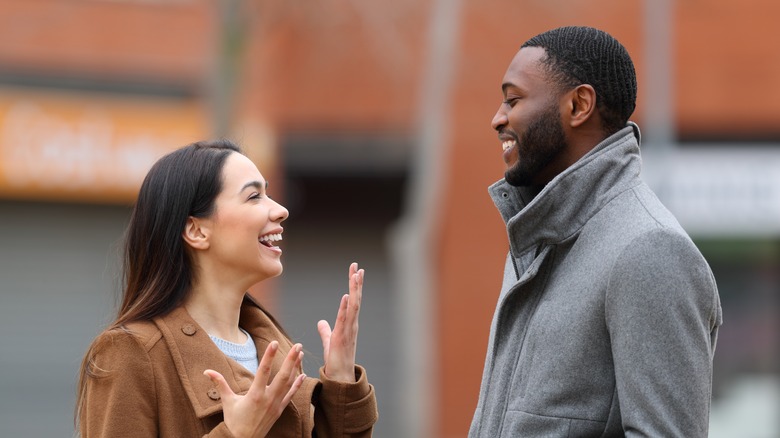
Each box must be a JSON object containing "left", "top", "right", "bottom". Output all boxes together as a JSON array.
[{"left": 492, "top": 47, "right": 569, "bottom": 187}]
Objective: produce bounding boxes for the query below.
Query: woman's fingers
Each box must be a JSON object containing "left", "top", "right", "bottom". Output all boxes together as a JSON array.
[
  {"left": 340, "top": 266, "right": 363, "bottom": 339},
  {"left": 349, "top": 268, "right": 364, "bottom": 320},
  {"left": 281, "top": 373, "right": 306, "bottom": 407},
  {"left": 328, "top": 263, "right": 361, "bottom": 341},
  {"left": 249, "top": 340, "right": 279, "bottom": 394},
  {"left": 210, "top": 342, "right": 304, "bottom": 438},
  {"left": 336, "top": 293, "right": 349, "bottom": 327},
  {"left": 267, "top": 343, "right": 303, "bottom": 398},
  {"left": 203, "top": 369, "right": 235, "bottom": 400},
  {"left": 334, "top": 263, "right": 363, "bottom": 340},
  {"left": 316, "top": 263, "right": 365, "bottom": 382}
]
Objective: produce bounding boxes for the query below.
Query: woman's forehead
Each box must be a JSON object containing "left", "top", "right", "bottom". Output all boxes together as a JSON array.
[{"left": 222, "top": 153, "right": 265, "bottom": 191}]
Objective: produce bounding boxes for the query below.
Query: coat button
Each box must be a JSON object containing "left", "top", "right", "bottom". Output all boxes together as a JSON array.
[
  {"left": 207, "top": 388, "right": 220, "bottom": 400},
  {"left": 181, "top": 324, "right": 197, "bottom": 336}
]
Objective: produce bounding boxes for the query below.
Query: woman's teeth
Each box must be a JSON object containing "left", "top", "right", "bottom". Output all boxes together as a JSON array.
[
  {"left": 259, "top": 233, "right": 282, "bottom": 244},
  {"left": 502, "top": 140, "right": 516, "bottom": 152}
]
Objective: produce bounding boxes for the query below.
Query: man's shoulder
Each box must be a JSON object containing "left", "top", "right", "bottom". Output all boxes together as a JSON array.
[
  {"left": 576, "top": 182, "right": 707, "bottom": 271},
  {"left": 591, "top": 182, "right": 688, "bottom": 238}
]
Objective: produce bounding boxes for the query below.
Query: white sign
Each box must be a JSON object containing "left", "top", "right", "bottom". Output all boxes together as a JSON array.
[{"left": 643, "top": 146, "right": 780, "bottom": 237}]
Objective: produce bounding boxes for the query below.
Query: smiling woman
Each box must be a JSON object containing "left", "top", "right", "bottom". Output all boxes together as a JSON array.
[
  {"left": 75, "top": 140, "right": 378, "bottom": 438},
  {"left": 186, "top": 152, "right": 289, "bottom": 287}
]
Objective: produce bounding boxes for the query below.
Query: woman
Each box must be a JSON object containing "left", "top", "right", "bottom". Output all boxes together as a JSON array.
[{"left": 76, "top": 140, "right": 377, "bottom": 437}]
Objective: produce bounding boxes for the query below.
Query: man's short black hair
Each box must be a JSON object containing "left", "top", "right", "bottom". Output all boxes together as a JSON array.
[{"left": 522, "top": 26, "right": 637, "bottom": 135}]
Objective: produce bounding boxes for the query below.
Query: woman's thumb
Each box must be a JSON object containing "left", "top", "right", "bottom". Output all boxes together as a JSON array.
[
  {"left": 203, "top": 369, "right": 233, "bottom": 398},
  {"left": 317, "top": 320, "right": 331, "bottom": 345}
]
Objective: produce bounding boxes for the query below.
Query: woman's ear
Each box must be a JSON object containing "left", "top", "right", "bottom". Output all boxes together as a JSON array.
[
  {"left": 182, "top": 216, "right": 210, "bottom": 250},
  {"left": 567, "top": 84, "right": 597, "bottom": 128}
]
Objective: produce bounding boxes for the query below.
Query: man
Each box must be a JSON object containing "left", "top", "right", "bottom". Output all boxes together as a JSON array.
[{"left": 469, "top": 26, "right": 722, "bottom": 437}]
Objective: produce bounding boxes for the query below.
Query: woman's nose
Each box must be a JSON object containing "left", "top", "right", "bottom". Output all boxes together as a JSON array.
[{"left": 272, "top": 200, "right": 289, "bottom": 222}]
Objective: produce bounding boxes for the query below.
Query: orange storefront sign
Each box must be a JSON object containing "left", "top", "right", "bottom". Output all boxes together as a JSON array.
[{"left": 0, "top": 87, "right": 210, "bottom": 204}]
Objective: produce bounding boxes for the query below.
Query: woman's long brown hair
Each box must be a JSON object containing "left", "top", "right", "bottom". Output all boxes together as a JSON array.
[{"left": 75, "top": 140, "right": 287, "bottom": 431}]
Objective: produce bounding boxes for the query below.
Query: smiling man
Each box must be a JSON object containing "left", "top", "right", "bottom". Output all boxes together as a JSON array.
[{"left": 469, "top": 26, "right": 722, "bottom": 437}]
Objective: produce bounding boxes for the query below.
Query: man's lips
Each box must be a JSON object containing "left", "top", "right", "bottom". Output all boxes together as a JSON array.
[
  {"left": 498, "top": 132, "right": 518, "bottom": 165},
  {"left": 498, "top": 132, "right": 517, "bottom": 151}
]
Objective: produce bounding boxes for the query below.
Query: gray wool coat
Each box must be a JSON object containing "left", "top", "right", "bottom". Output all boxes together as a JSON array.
[{"left": 469, "top": 123, "right": 722, "bottom": 438}]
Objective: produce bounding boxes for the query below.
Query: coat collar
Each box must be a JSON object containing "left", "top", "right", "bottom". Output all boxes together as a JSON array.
[
  {"left": 153, "top": 297, "right": 285, "bottom": 419},
  {"left": 489, "top": 122, "right": 643, "bottom": 257}
]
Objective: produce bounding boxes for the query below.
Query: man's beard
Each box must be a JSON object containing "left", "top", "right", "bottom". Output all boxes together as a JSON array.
[{"left": 505, "top": 104, "right": 567, "bottom": 187}]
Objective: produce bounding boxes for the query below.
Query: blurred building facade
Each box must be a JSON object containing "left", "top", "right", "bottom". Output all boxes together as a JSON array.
[{"left": 0, "top": 0, "right": 778, "bottom": 436}]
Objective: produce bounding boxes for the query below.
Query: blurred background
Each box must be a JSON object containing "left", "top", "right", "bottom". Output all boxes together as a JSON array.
[{"left": 0, "top": 0, "right": 778, "bottom": 436}]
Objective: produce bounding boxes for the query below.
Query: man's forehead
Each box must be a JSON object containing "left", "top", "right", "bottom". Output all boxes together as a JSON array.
[{"left": 502, "top": 46, "right": 548, "bottom": 89}]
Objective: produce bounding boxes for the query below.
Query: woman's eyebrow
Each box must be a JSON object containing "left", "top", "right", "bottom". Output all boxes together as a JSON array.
[{"left": 239, "top": 180, "right": 267, "bottom": 193}]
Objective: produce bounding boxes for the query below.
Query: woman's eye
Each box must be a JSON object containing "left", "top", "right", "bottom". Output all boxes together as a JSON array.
[{"left": 249, "top": 192, "right": 261, "bottom": 200}]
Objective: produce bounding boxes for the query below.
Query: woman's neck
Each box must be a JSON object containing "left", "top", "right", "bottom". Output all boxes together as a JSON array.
[{"left": 184, "top": 278, "right": 247, "bottom": 344}]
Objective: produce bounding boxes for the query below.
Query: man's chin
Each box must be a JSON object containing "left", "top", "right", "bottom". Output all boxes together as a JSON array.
[{"left": 505, "top": 166, "right": 531, "bottom": 187}]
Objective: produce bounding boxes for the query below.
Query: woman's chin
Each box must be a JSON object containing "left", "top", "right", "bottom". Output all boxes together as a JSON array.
[{"left": 254, "top": 262, "right": 284, "bottom": 282}]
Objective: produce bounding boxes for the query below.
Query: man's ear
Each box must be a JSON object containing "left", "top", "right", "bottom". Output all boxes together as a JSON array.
[
  {"left": 566, "top": 84, "right": 597, "bottom": 128},
  {"left": 182, "top": 216, "right": 210, "bottom": 250}
]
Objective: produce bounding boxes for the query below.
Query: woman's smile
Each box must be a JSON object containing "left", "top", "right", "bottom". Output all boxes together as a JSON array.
[{"left": 258, "top": 230, "right": 283, "bottom": 254}]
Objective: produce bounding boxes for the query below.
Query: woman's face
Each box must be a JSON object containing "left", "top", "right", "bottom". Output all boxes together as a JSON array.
[{"left": 204, "top": 152, "right": 289, "bottom": 284}]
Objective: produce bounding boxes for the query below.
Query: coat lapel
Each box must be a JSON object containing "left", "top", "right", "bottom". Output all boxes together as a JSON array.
[{"left": 154, "top": 306, "right": 255, "bottom": 418}]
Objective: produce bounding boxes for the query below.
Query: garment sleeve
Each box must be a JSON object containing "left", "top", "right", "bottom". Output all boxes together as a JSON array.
[
  {"left": 81, "top": 331, "right": 159, "bottom": 438},
  {"left": 312, "top": 365, "right": 379, "bottom": 437},
  {"left": 605, "top": 228, "right": 722, "bottom": 438}
]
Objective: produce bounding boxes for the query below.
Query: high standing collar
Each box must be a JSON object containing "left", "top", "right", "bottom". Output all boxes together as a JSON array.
[{"left": 488, "top": 122, "right": 644, "bottom": 257}]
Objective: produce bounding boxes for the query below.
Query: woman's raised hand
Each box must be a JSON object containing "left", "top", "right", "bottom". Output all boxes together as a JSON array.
[
  {"left": 317, "top": 262, "right": 364, "bottom": 383},
  {"left": 203, "top": 341, "right": 305, "bottom": 438}
]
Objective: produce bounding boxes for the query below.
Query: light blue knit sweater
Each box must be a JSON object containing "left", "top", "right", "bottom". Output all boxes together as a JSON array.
[{"left": 209, "top": 328, "right": 259, "bottom": 374}]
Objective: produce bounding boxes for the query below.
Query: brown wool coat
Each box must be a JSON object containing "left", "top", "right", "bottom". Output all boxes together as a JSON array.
[{"left": 81, "top": 297, "right": 378, "bottom": 438}]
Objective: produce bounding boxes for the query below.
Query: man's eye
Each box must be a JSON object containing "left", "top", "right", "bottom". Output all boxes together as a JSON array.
[
  {"left": 249, "top": 192, "right": 261, "bottom": 200},
  {"left": 503, "top": 97, "right": 519, "bottom": 106}
]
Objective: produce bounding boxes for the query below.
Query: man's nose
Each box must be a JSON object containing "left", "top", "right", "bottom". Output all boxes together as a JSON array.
[{"left": 491, "top": 107, "right": 508, "bottom": 131}]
